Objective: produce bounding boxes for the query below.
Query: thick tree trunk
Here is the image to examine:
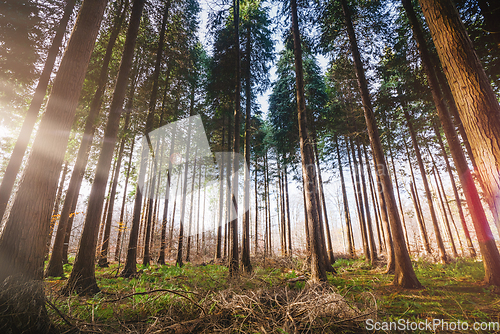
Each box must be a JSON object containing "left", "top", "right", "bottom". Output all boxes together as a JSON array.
[
  {"left": 418, "top": 0, "right": 500, "bottom": 239},
  {"left": 340, "top": 0, "right": 421, "bottom": 288},
  {"left": 0, "top": 0, "right": 77, "bottom": 222},
  {"left": 45, "top": 2, "right": 129, "bottom": 278},
  {"left": 62, "top": 0, "right": 145, "bottom": 295},
  {"left": 405, "top": 0, "right": 500, "bottom": 285},
  {"left": 0, "top": 0, "right": 109, "bottom": 283}
]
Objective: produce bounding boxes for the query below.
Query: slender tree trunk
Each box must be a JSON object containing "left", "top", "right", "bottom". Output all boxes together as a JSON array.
[
  {"left": 46, "top": 160, "right": 69, "bottom": 258},
  {"left": 357, "top": 138, "right": 377, "bottom": 264},
  {"left": 98, "top": 109, "right": 132, "bottom": 267},
  {"left": 313, "top": 136, "right": 335, "bottom": 264},
  {"left": 291, "top": 0, "right": 331, "bottom": 282},
  {"left": 284, "top": 164, "right": 292, "bottom": 256},
  {"left": 228, "top": 0, "right": 241, "bottom": 278},
  {"left": 431, "top": 162, "right": 458, "bottom": 257},
  {"left": 241, "top": 23, "right": 252, "bottom": 272},
  {"left": 401, "top": 105, "right": 447, "bottom": 263},
  {"left": 340, "top": 0, "right": 420, "bottom": 287},
  {"left": 375, "top": 158, "right": 395, "bottom": 273},
  {"left": 254, "top": 158, "right": 259, "bottom": 256},
  {"left": 364, "top": 145, "right": 384, "bottom": 252},
  {"left": 349, "top": 138, "right": 369, "bottom": 260},
  {"left": 120, "top": 0, "right": 170, "bottom": 277},
  {"left": 432, "top": 120, "right": 476, "bottom": 257},
  {"left": 62, "top": 0, "right": 145, "bottom": 295},
  {"left": 389, "top": 143, "right": 410, "bottom": 253},
  {"left": 0, "top": 0, "right": 77, "bottom": 222},
  {"left": 158, "top": 129, "right": 176, "bottom": 264},
  {"left": 185, "top": 154, "right": 198, "bottom": 263},
  {"left": 336, "top": 135, "right": 354, "bottom": 256},
  {"left": 215, "top": 120, "right": 225, "bottom": 260},
  {"left": 115, "top": 138, "right": 135, "bottom": 261}
]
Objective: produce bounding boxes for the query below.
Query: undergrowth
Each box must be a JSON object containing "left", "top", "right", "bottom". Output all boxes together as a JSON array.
[{"left": 42, "top": 256, "right": 500, "bottom": 333}]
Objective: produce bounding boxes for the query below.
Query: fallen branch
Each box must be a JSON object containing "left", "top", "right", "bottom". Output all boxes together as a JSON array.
[
  {"left": 45, "top": 298, "right": 75, "bottom": 329},
  {"left": 104, "top": 289, "right": 206, "bottom": 315}
]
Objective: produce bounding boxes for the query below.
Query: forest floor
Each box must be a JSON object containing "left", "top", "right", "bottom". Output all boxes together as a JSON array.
[{"left": 43, "top": 255, "right": 500, "bottom": 333}]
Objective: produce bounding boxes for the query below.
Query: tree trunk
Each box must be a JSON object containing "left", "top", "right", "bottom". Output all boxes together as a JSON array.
[
  {"left": 401, "top": 105, "right": 447, "bottom": 263},
  {"left": 340, "top": 0, "right": 421, "bottom": 288},
  {"left": 432, "top": 120, "right": 476, "bottom": 257},
  {"left": 0, "top": 0, "right": 77, "bottom": 222},
  {"left": 418, "top": 0, "right": 500, "bottom": 239},
  {"left": 291, "top": 0, "right": 329, "bottom": 282},
  {"left": 404, "top": 0, "right": 500, "bottom": 285},
  {"left": 241, "top": 23, "right": 252, "bottom": 273},
  {"left": 357, "top": 138, "right": 377, "bottom": 264},
  {"left": 375, "top": 157, "right": 395, "bottom": 273},
  {"left": 364, "top": 145, "right": 385, "bottom": 253},
  {"left": 0, "top": 0, "right": 109, "bottom": 283},
  {"left": 115, "top": 138, "right": 135, "bottom": 261},
  {"left": 229, "top": 0, "right": 241, "bottom": 278},
  {"left": 61, "top": 0, "right": 145, "bottom": 295},
  {"left": 254, "top": 158, "right": 259, "bottom": 255},
  {"left": 349, "top": 138, "right": 369, "bottom": 260},
  {"left": 44, "top": 1, "right": 130, "bottom": 278},
  {"left": 336, "top": 135, "right": 354, "bottom": 257},
  {"left": 388, "top": 142, "right": 410, "bottom": 253},
  {"left": 98, "top": 108, "right": 133, "bottom": 267},
  {"left": 284, "top": 164, "right": 292, "bottom": 256},
  {"left": 313, "top": 135, "right": 335, "bottom": 264},
  {"left": 185, "top": 154, "right": 198, "bottom": 263},
  {"left": 158, "top": 128, "right": 177, "bottom": 264},
  {"left": 46, "top": 160, "right": 69, "bottom": 258}
]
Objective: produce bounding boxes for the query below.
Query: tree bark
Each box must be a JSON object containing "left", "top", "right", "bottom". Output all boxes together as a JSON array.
[
  {"left": 291, "top": 0, "right": 329, "bottom": 282},
  {"left": 405, "top": 0, "right": 500, "bottom": 285},
  {"left": 0, "top": 0, "right": 109, "bottom": 283},
  {"left": 340, "top": 0, "right": 421, "bottom": 288},
  {"left": 0, "top": 0, "right": 77, "bottom": 222},
  {"left": 115, "top": 138, "right": 135, "bottom": 262},
  {"left": 61, "top": 0, "right": 145, "bottom": 295},
  {"left": 241, "top": 23, "right": 252, "bottom": 273},
  {"left": 44, "top": 1, "right": 130, "bottom": 278},
  {"left": 336, "top": 135, "right": 354, "bottom": 257},
  {"left": 418, "top": 0, "right": 500, "bottom": 239},
  {"left": 401, "top": 105, "right": 447, "bottom": 263}
]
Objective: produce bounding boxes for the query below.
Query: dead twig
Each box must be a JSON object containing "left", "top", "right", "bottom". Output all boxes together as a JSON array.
[
  {"left": 45, "top": 298, "right": 76, "bottom": 329},
  {"left": 104, "top": 288, "right": 206, "bottom": 315}
]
